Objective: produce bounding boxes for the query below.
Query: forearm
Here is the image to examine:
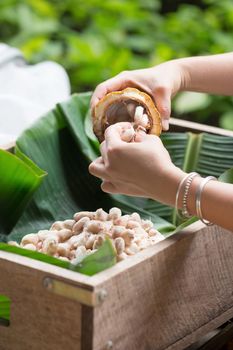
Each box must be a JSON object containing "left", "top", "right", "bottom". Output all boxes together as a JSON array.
[
  {"left": 152, "top": 166, "right": 233, "bottom": 232},
  {"left": 177, "top": 53, "right": 233, "bottom": 95},
  {"left": 180, "top": 176, "right": 233, "bottom": 232}
]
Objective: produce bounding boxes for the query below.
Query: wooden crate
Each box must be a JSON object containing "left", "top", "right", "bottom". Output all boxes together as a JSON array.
[{"left": 1, "top": 119, "right": 233, "bottom": 350}]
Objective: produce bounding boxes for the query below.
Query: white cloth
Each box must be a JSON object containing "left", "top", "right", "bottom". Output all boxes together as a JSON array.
[{"left": 0, "top": 43, "right": 71, "bottom": 146}]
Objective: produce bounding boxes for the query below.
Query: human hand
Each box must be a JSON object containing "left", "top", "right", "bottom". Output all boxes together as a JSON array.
[
  {"left": 91, "top": 60, "right": 185, "bottom": 131},
  {"left": 89, "top": 123, "right": 185, "bottom": 205}
]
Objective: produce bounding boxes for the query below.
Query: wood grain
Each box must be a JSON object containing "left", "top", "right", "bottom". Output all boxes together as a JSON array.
[
  {"left": 0, "top": 250, "right": 92, "bottom": 287},
  {"left": 0, "top": 257, "right": 83, "bottom": 350},
  {"left": 92, "top": 225, "right": 233, "bottom": 350}
]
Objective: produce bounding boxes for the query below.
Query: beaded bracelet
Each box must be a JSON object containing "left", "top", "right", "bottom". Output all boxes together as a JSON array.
[
  {"left": 195, "top": 176, "right": 217, "bottom": 226},
  {"left": 182, "top": 172, "right": 199, "bottom": 218},
  {"left": 175, "top": 172, "right": 199, "bottom": 219}
]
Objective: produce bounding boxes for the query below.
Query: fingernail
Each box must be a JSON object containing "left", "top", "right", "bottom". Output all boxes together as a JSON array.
[{"left": 162, "top": 120, "right": 169, "bottom": 131}]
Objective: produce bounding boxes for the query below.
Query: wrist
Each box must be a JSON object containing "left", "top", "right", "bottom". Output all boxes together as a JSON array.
[
  {"left": 151, "top": 165, "right": 186, "bottom": 206},
  {"left": 174, "top": 58, "right": 192, "bottom": 92}
]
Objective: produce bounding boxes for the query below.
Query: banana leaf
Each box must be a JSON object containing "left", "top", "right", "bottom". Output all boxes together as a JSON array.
[
  {"left": 219, "top": 168, "right": 233, "bottom": 183},
  {"left": 0, "top": 149, "right": 46, "bottom": 238},
  {"left": 0, "top": 294, "right": 10, "bottom": 326}
]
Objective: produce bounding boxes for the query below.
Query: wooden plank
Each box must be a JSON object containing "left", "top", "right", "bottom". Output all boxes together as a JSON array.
[
  {"left": 0, "top": 257, "right": 83, "bottom": 350},
  {"left": 169, "top": 118, "right": 233, "bottom": 137},
  {"left": 90, "top": 221, "right": 204, "bottom": 286},
  {"left": 92, "top": 225, "right": 233, "bottom": 350}
]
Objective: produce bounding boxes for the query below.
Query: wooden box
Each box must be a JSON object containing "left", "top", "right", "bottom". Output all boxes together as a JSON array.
[{"left": 1, "top": 119, "right": 233, "bottom": 350}]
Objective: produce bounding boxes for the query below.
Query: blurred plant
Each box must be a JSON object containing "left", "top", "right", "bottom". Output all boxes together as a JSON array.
[{"left": 0, "top": 0, "right": 233, "bottom": 129}]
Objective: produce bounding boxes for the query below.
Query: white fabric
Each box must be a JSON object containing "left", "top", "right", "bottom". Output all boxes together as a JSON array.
[{"left": 0, "top": 43, "right": 71, "bottom": 146}]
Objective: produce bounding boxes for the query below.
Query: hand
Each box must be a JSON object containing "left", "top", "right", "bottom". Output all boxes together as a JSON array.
[
  {"left": 89, "top": 123, "right": 185, "bottom": 205},
  {"left": 91, "top": 60, "right": 186, "bottom": 130}
]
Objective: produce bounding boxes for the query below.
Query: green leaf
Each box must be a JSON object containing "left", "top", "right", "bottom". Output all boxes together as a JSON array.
[
  {"left": 0, "top": 149, "right": 46, "bottom": 235},
  {"left": 165, "top": 217, "right": 198, "bottom": 237},
  {"left": 182, "top": 133, "right": 203, "bottom": 172},
  {"left": 0, "top": 295, "right": 10, "bottom": 323},
  {"left": 195, "top": 133, "right": 233, "bottom": 177},
  {"left": 219, "top": 111, "right": 233, "bottom": 131},
  {"left": 71, "top": 238, "right": 117, "bottom": 276},
  {"left": 58, "top": 92, "right": 99, "bottom": 161},
  {"left": 219, "top": 167, "right": 233, "bottom": 183}
]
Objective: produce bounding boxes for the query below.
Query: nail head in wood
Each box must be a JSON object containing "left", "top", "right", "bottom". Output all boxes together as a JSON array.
[
  {"left": 106, "top": 340, "right": 113, "bottom": 349},
  {"left": 98, "top": 289, "right": 107, "bottom": 303},
  {"left": 43, "top": 277, "right": 53, "bottom": 290}
]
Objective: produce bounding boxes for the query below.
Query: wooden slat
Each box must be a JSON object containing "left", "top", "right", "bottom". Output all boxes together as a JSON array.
[{"left": 169, "top": 118, "right": 233, "bottom": 137}]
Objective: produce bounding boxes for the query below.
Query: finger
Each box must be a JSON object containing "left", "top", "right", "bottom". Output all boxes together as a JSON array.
[
  {"left": 101, "top": 181, "right": 117, "bottom": 193},
  {"left": 104, "top": 122, "right": 131, "bottom": 147},
  {"left": 153, "top": 88, "right": 171, "bottom": 131},
  {"left": 90, "top": 78, "right": 123, "bottom": 109},
  {"left": 100, "top": 142, "right": 108, "bottom": 163},
  {"left": 94, "top": 156, "right": 104, "bottom": 164},
  {"left": 90, "top": 74, "right": 132, "bottom": 114},
  {"left": 88, "top": 160, "right": 110, "bottom": 180}
]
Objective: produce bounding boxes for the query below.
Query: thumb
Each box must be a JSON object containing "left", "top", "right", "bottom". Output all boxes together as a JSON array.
[{"left": 153, "top": 88, "right": 171, "bottom": 131}]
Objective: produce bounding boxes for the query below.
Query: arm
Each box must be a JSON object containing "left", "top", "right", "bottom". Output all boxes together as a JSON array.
[{"left": 179, "top": 53, "right": 233, "bottom": 95}]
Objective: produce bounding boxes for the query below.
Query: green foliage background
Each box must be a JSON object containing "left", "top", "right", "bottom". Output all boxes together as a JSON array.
[{"left": 1, "top": 0, "right": 233, "bottom": 129}]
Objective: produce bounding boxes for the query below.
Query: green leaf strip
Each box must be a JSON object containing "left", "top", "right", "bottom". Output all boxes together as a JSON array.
[
  {"left": 183, "top": 132, "right": 204, "bottom": 173},
  {"left": 0, "top": 238, "right": 116, "bottom": 277}
]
